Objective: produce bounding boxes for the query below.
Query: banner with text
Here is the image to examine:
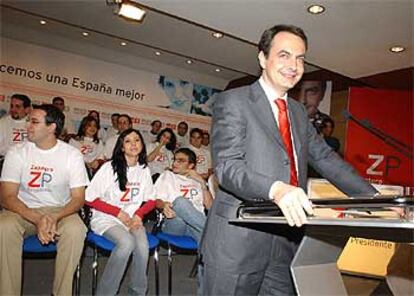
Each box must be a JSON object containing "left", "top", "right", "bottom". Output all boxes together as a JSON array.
[{"left": 0, "top": 38, "right": 218, "bottom": 132}]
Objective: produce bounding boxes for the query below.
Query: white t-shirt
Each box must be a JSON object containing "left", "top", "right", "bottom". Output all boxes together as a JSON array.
[
  {"left": 155, "top": 170, "right": 204, "bottom": 213},
  {"left": 86, "top": 162, "right": 156, "bottom": 235},
  {"left": 0, "top": 115, "right": 28, "bottom": 156},
  {"left": 176, "top": 134, "right": 189, "bottom": 149},
  {"left": 103, "top": 134, "right": 119, "bottom": 159},
  {"left": 62, "top": 111, "right": 76, "bottom": 135},
  {"left": 0, "top": 140, "right": 89, "bottom": 208},
  {"left": 105, "top": 126, "right": 118, "bottom": 142},
  {"left": 141, "top": 130, "right": 158, "bottom": 146},
  {"left": 147, "top": 142, "right": 174, "bottom": 175},
  {"left": 187, "top": 144, "right": 212, "bottom": 176},
  {"left": 69, "top": 137, "right": 104, "bottom": 163}
]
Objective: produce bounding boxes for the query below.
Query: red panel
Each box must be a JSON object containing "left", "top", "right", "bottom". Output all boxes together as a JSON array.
[{"left": 344, "top": 88, "right": 413, "bottom": 187}]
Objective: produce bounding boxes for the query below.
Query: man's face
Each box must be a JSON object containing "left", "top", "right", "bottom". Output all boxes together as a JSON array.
[
  {"left": 151, "top": 121, "right": 162, "bottom": 133},
  {"left": 202, "top": 133, "right": 210, "bottom": 146},
  {"left": 111, "top": 115, "right": 119, "bottom": 128},
  {"left": 27, "top": 109, "right": 55, "bottom": 143},
  {"left": 321, "top": 122, "right": 334, "bottom": 137},
  {"left": 190, "top": 131, "right": 202, "bottom": 148},
  {"left": 52, "top": 100, "right": 65, "bottom": 112},
  {"left": 298, "top": 81, "right": 325, "bottom": 116},
  {"left": 172, "top": 152, "right": 194, "bottom": 175},
  {"left": 118, "top": 116, "right": 131, "bottom": 133},
  {"left": 10, "top": 97, "right": 30, "bottom": 120},
  {"left": 177, "top": 123, "right": 188, "bottom": 136},
  {"left": 258, "top": 32, "right": 306, "bottom": 95}
]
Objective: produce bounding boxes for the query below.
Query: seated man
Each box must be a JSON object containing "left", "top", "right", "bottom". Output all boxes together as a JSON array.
[
  {"left": 154, "top": 148, "right": 213, "bottom": 243},
  {"left": 0, "top": 104, "right": 89, "bottom": 295}
]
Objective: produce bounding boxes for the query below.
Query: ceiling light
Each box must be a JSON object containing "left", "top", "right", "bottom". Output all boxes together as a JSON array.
[
  {"left": 307, "top": 5, "right": 325, "bottom": 14},
  {"left": 113, "top": 0, "right": 146, "bottom": 22},
  {"left": 389, "top": 45, "right": 405, "bottom": 53},
  {"left": 154, "top": 51, "right": 161, "bottom": 56},
  {"left": 215, "top": 68, "right": 221, "bottom": 72},
  {"left": 82, "top": 32, "right": 89, "bottom": 37},
  {"left": 39, "top": 20, "right": 47, "bottom": 25},
  {"left": 186, "top": 60, "right": 193, "bottom": 64},
  {"left": 212, "top": 32, "right": 224, "bottom": 39},
  {"left": 120, "top": 41, "right": 127, "bottom": 46}
]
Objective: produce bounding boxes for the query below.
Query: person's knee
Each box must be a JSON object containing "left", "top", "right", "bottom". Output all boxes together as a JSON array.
[
  {"left": 59, "top": 215, "right": 87, "bottom": 241},
  {"left": 0, "top": 213, "right": 22, "bottom": 237},
  {"left": 116, "top": 235, "right": 135, "bottom": 256},
  {"left": 173, "top": 196, "right": 191, "bottom": 208}
]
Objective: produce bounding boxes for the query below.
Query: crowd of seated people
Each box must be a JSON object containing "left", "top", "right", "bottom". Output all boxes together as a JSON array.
[{"left": 0, "top": 94, "right": 215, "bottom": 295}]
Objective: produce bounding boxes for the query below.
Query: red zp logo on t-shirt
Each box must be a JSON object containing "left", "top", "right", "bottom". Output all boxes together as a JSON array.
[{"left": 28, "top": 165, "right": 54, "bottom": 188}]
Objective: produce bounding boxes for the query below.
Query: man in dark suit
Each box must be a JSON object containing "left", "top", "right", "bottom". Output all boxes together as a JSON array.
[{"left": 201, "top": 24, "right": 377, "bottom": 295}]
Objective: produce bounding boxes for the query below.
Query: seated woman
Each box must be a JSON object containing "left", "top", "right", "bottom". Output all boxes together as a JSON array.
[
  {"left": 69, "top": 116, "right": 105, "bottom": 178},
  {"left": 147, "top": 128, "right": 176, "bottom": 182},
  {"left": 154, "top": 148, "right": 213, "bottom": 243},
  {"left": 88, "top": 109, "right": 107, "bottom": 143},
  {"left": 85, "top": 128, "right": 162, "bottom": 296}
]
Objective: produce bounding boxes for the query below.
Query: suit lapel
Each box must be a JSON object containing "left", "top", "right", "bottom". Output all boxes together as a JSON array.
[
  {"left": 249, "top": 82, "right": 285, "bottom": 149},
  {"left": 287, "top": 97, "right": 303, "bottom": 155}
]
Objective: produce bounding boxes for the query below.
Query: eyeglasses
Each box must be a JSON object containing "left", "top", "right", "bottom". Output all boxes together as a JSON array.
[{"left": 174, "top": 158, "right": 189, "bottom": 164}]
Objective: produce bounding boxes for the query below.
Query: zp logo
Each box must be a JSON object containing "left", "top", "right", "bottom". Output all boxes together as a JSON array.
[
  {"left": 28, "top": 171, "right": 52, "bottom": 188},
  {"left": 120, "top": 187, "right": 140, "bottom": 202}
]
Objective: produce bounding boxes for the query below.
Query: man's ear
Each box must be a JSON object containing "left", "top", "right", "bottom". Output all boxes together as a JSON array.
[
  {"left": 189, "top": 163, "right": 195, "bottom": 170},
  {"left": 49, "top": 122, "right": 57, "bottom": 135},
  {"left": 258, "top": 51, "right": 267, "bottom": 70}
]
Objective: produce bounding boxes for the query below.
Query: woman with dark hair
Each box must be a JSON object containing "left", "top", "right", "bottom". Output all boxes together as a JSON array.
[
  {"left": 88, "top": 109, "right": 107, "bottom": 142},
  {"left": 85, "top": 128, "right": 161, "bottom": 296},
  {"left": 147, "top": 128, "right": 176, "bottom": 180},
  {"left": 69, "top": 116, "right": 104, "bottom": 177}
]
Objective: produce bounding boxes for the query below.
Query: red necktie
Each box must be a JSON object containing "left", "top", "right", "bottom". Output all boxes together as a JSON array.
[{"left": 275, "top": 99, "right": 298, "bottom": 186}]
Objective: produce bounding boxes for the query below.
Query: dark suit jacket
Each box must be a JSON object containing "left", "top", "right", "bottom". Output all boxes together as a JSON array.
[{"left": 201, "top": 81, "right": 377, "bottom": 274}]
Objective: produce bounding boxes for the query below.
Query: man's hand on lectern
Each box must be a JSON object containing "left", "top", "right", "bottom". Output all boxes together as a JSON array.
[{"left": 272, "top": 183, "right": 314, "bottom": 227}]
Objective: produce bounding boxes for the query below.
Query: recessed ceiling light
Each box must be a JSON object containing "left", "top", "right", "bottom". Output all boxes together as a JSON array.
[
  {"left": 39, "top": 20, "right": 47, "bottom": 25},
  {"left": 389, "top": 45, "right": 405, "bottom": 53},
  {"left": 82, "top": 32, "right": 89, "bottom": 37},
  {"left": 307, "top": 4, "right": 325, "bottom": 14},
  {"left": 215, "top": 68, "right": 221, "bottom": 72},
  {"left": 120, "top": 41, "right": 127, "bottom": 46},
  {"left": 186, "top": 60, "right": 193, "bottom": 64},
  {"left": 155, "top": 51, "right": 161, "bottom": 56},
  {"left": 212, "top": 32, "right": 224, "bottom": 39}
]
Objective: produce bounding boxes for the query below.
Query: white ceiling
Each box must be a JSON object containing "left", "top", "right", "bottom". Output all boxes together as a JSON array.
[{"left": 1, "top": 0, "right": 412, "bottom": 84}]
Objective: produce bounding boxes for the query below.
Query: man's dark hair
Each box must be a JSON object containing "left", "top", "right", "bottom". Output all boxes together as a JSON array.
[
  {"left": 118, "top": 114, "right": 132, "bottom": 125},
  {"left": 11, "top": 94, "right": 31, "bottom": 108},
  {"left": 175, "top": 148, "right": 197, "bottom": 166},
  {"left": 52, "top": 96, "right": 64, "bottom": 104},
  {"left": 178, "top": 121, "right": 188, "bottom": 129},
  {"left": 151, "top": 120, "right": 162, "bottom": 127},
  {"left": 321, "top": 116, "right": 335, "bottom": 129},
  {"left": 111, "top": 113, "right": 120, "bottom": 118},
  {"left": 258, "top": 24, "right": 308, "bottom": 57},
  {"left": 190, "top": 128, "right": 203, "bottom": 138},
  {"left": 33, "top": 104, "right": 65, "bottom": 137}
]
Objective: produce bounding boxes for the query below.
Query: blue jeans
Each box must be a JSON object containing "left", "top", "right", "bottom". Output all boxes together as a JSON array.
[
  {"left": 162, "top": 197, "right": 206, "bottom": 244},
  {"left": 162, "top": 197, "right": 206, "bottom": 295},
  {"left": 97, "top": 225, "right": 149, "bottom": 296}
]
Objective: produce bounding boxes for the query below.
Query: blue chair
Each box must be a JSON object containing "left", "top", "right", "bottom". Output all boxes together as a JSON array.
[
  {"left": 23, "top": 235, "right": 80, "bottom": 295},
  {"left": 155, "top": 232, "right": 198, "bottom": 296},
  {"left": 86, "top": 231, "right": 160, "bottom": 296}
]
